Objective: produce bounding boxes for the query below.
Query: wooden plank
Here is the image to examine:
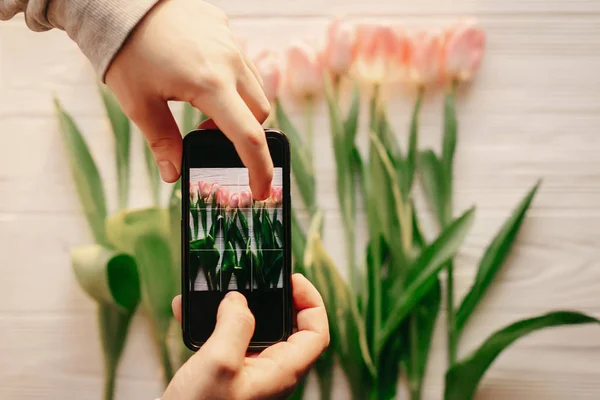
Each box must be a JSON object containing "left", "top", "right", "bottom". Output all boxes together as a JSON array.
[{"left": 212, "top": 0, "right": 600, "bottom": 16}]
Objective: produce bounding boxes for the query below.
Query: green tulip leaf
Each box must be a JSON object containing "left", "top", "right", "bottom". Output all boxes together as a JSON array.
[
  {"left": 133, "top": 233, "right": 176, "bottom": 340},
  {"left": 71, "top": 244, "right": 140, "bottom": 311},
  {"left": 370, "top": 132, "right": 411, "bottom": 267},
  {"left": 99, "top": 84, "right": 131, "bottom": 210},
  {"left": 274, "top": 219, "right": 284, "bottom": 249},
  {"left": 194, "top": 235, "right": 220, "bottom": 290},
  {"left": 405, "top": 88, "right": 424, "bottom": 194},
  {"left": 142, "top": 138, "right": 161, "bottom": 206},
  {"left": 261, "top": 209, "right": 275, "bottom": 250},
  {"left": 445, "top": 311, "right": 600, "bottom": 400},
  {"left": 378, "top": 207, "right": 476, "bottom": 357},
  {"left": 105, "top": 207, "right": 169, "bottom": 255},
  {"left": 168, "top": 182, "right": 182, "bottom": 280},
  {"left": 275, "top": 101, "right": 316, "bottom": 212},
  {"left": 344, "top": 84, "right": 361, "bottom": 152},
  {"left": 304, "top": 211, "right": 376, "bottom": 382},
  {"left": 199, "top": 197, "right": 208, "bottom": 236},
  {"left": 219, "top": 241, "right": 237, "bottom": 290},
  {"left": 267, "top": 251, "right": 284, "bottom": 287},
  {"left": 402, "top": 279, "right": 441, "bottom": 399},
  {"left": 441, "top": 88, "right": 457, "bottom": 180},
  {"left": 238, "top": 210, "right": 250, "bottom": 240},
  {"left": 54, "top": 99, "right": 108, "bottom": 246},
  {"left": 418, "top": 150, "right": 447, "bottom": 226},
  {"left": 456, "top": 182, "right": 541, "bottom": 338},
  {"left": 291, "top": 210, "right": 306, "bottom": 266},
  {"left": 181, "top": 103, "right": 202, "bottom": 135}
]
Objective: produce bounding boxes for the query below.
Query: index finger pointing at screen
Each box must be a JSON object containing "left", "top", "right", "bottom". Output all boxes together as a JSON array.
[{"left": 193, "top": 88, "right": 274, "bottom": 200}]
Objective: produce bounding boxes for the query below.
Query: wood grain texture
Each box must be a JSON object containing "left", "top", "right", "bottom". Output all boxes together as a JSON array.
[{"left": 1, "top": 1, "right": 600, "bottom": 399}]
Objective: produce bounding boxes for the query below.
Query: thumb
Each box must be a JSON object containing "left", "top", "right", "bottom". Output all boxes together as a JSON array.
[
  {"left": 206, "top": 291, "right": 255, "bottom": 356},
  {"left": 129, "top": 100, "right": 182, "bottom": 182}
]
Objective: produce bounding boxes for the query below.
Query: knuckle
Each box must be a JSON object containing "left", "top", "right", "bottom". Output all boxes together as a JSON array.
[
  {"left": 244, "top": 129, "right": 266, "bottom": 150},
  {"left": 193, "top": 68, "right": 227, "bottom": 94},
  {"left": 148, "top": 136, "right": 175, "bottom": 156}
]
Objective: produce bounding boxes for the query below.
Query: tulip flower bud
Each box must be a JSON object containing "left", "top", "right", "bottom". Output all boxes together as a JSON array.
[
  {"left": 190, "top": 182, "right": 199, "bottom": 204},
  {"left": 239, "top": 190, "right": 252, "bottom": 208},
  {"left": 353, "top": 23, "right": 408, "bottom": 84},
  {"left": 198, "top": 180, "right": 211, "bottom": 199},
  {"left": 285, "top": 40, "right": 324, "bottom": 98},
  {"left": 208, "top": 183, "right": 220, "bottom": 204},
  {"left": 229, "top": 193, "right": 240, "bottom": 209},
  {"left": 440, "top": 20, "right": 485, "bottom": 83},
  {"left": 216, "top": 186, "right": 230, "bottom": 208},
  {"left": 254, "top": 51, "right": 282, "bottom": 102},
  {"left": 325, "top": 18, "right": 357, "bottom": 77},
  {"left": 271, "top": 187, "right": 283, "bottom": 206},
  {"left": 406, "top": 30, "right": 442, "bottom": 87}
]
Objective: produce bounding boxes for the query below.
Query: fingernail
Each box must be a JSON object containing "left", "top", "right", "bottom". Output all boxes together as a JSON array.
[{"left": 158, "top": 161, "right": 178, "bottom": 182}]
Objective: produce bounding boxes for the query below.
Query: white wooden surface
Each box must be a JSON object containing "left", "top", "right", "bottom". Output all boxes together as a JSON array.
[{"left": 1, "top": 0, "right": 600, "bottom": 399}]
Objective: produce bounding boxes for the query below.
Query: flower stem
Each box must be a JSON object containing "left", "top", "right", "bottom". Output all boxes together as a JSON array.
[
  {"left": 446, "top": 260, "right": 457, "bottom": 366},
  {"left": 103, "top": 368, "right": 116, "bottom": 400},
  {"left": 305, "top": 95, "right": 315, "bottom": 166},
  {"left": 408, "top": 313, "right": 421, "bottom": 400}
]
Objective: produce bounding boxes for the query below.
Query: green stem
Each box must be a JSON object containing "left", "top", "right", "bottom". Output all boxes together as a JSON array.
[
  {"left": 410, "top": 385, "right": 422, "bottom": 400},
  {"left": 333, "top": 74, "right": 341, "bottom": 102},
  {"left": 344, "top": 222, "right": 356, "bottom": 293},
  {"left": 317, "top": 374, "right": 333, "bottom": 400},
  {"left": 103, "top": 367, "right": 116, "bottom": 400},
  {"left": 305, "top": 95, "right": 315, "bottom": 166},
  {"left": 447, "top": 260, "right": 457, "bottom": 366},
  {"left": 408, "top": 314, "right": 421, "bottom": 400},
  {"left": 98, "top": 305, "right": 133, "bottom": 400}
]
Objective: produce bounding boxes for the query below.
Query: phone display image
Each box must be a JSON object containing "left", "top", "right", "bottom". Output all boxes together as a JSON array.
[{"left": 188, "top": 168, "right": 284, "bottom": 292}]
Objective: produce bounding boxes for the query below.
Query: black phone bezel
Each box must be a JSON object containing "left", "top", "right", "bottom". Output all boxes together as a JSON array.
[{"left": 181, "top": 128, "right": 293, "bottom": 352}]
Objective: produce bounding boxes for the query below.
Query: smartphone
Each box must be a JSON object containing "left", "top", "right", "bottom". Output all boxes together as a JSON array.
[{"left": 181, "top": 129, "right": 292, "bottom": 351}]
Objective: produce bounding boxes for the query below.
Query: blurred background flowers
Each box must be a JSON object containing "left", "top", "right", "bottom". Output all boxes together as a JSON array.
[{"left": 2, "top": 1, "right": 600, "bottom": 400}]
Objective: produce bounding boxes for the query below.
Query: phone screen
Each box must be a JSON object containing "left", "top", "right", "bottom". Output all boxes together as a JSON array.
[{"left": 182, "top": 130, "right": 291, "bottom": 350}]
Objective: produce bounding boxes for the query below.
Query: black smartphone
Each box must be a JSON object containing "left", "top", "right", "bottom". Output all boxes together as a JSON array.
[{"left": 181, "top": 129, "right": 292, "bottom": 351}]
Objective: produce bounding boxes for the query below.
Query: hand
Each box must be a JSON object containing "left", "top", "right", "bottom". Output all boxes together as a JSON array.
[
  {"left": 165, "top": 274, "right": 330, "bottom": 400},
  {"left": 105, "top": 0, "right": 273, "bottom": 199}
]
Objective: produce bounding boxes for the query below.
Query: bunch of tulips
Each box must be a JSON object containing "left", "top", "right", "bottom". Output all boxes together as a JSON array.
[
  {"left": 188, "top": 180, "right": 284, "bottom": 291},
  {"left": 53, "top": 15, "right": 600, "bottom": 400}
]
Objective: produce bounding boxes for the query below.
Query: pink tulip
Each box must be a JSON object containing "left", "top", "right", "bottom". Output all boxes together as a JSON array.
[
  {"left": 285, "top": 40, "right": 324, "bottom": 98},
  {"left": 216, "top": 186, "right": 230, "bottom": 208},
  {"left": 406, "top": 30, "right": 443, "bottom": 86},
  {"left": 324, "top": 18, "right": 357, "bottom": 77},
  {"left": 254, "top": 51, "right": 281, "bottom": 102},
  {"left": 207, "top": 183, "right": 220, "bottom": 203},
  {"left": 353, "top": 24, "right": 408, "bottom": 84},
  {"left": 228, "top": 193, "right": 240, "bottom": 209},
  {"left": 440, "top": 20, "right": 485, "bottom": 82},
  {"left": 239, "top": 190, "right": 252, "bottom": 208},
  {"left": 197, "top": 180, "right": 211, "bottom": 199},
  {"left": 271, "top": 187, "right": 283, "bottom": 205},
  {"left": 189, "top": 182, "right": 198, "bottom": 204}
]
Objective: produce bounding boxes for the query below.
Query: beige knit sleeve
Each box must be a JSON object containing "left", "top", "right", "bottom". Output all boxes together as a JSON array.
[{"left": 0, "top": 0, "right": 160, "bottom": 80}]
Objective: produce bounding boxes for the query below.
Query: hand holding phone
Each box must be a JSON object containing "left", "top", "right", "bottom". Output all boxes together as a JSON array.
[
  {"left": 164, "top": 274, "right": 329, "bottom": 400},
  {"left": 182, "top": 129, "right": 292, "bottom": 350}
]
